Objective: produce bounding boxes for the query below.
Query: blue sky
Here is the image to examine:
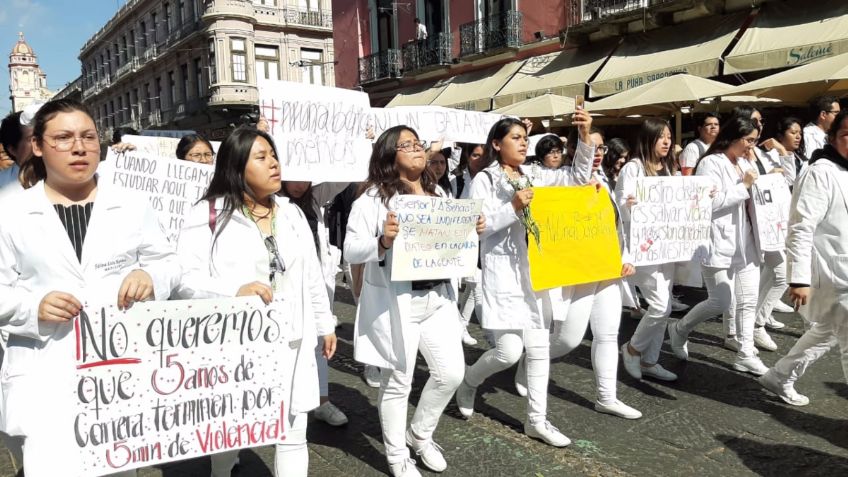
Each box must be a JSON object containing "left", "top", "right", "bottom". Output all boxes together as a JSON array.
[{"left": 0, "top": 0, "right": 123, "bottom": 116}]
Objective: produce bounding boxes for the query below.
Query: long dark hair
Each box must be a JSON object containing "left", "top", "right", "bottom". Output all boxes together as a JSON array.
[
  {"left": 452, "top": 142, "right": 483, "bottom": 176},
  {"left": 360, "top": 125, "right": 436, "bottom": 206},
  {"left": 701, "top": 116, "right": 759, "bottom": 162},
  {"left": 633, "top": 118, "right": 676, "bottom": 176},
  {"left": 772, "top": 116, "right": 805, "bottom": 158},
  {"left": 281, "top": 182, "right": 317, "bottom": 222},
  {"left": 176, "top": 133, "right": 214, "bottom": 160},
  {"left": 201, "top": 126, "right": 278, "bottom": 237},
  {"left": 481, "top": 117, "right": 526, "bottom": 170},
  {"left": 603, "top": 137, "right": 629, "bottom": 179},
  {"left": 0, "top": 111, "right": 25, "bottom": 161},
  {"left": 25, "top": 98, "right": 96, "bottom": 189}
]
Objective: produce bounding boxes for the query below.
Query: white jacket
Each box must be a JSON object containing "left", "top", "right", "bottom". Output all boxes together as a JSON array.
[
  {"left": 344, "top": 186, "right": 459, "bottom": 372},
  {"left": 786, "top": 156, "right": 848, "bottom": 323},
  {"left": 0, "top": 181, "right": 178, "bottom": 437},
  {"left": 695, "top": 153, "right": 760, "bottom": 269},
  {"left": 175, "top": 196, "right": 334, "bottom": 414},
  {"left": 309, "top": 182, "right": 349, "bottom": 300},
  {"left": 469, "top": 140, "right": 594, "bottom": 330}
]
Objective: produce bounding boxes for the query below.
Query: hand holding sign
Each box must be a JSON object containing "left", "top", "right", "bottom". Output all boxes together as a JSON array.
[
  {"left": 382, "top": 211, "right": 400, "bottom": 248},
  {"left": 476, "top": 214, "right": 486, "bottom": 234},
  {"left": 117, "top": 269, "right": 154, "bottom": 310},
  {"left": 38, "top": 291, "right": 82, "bottom": 322},
  {"left": 237, "top": 281, "right": 273, "bottom": 304},
  {"left": 743, "top": 169, "right": 758, "bottom": 188}
]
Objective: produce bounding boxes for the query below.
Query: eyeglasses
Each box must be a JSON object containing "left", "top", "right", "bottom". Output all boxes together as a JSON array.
[
  {"left": 742, "top": 137, "right": 758, "bottom": 145},
  {"left": 596, "top": 145, "right": 609, "bottom": 154},
  {"left": 264, "top": 235, "right": 286, "bottom": 285},
  {"left": 187, "top": 152, "right": 215, "bottom": 161},
  {"left": 44, "top": 133, "right": 100, "bottom": 152},
  {"left": 545, "top": 149, "right": 563, "bottom": 156},
  {"left": 396, "top": 140, "right": 427, "bottom": 152},
  {"left": 826, "top": 110, "right": 841, "bottom": 115}
]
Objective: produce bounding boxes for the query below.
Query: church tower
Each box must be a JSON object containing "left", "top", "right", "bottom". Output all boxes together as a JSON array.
[{"left": 9, "top": 32, "right": 53, "bottom": 113}]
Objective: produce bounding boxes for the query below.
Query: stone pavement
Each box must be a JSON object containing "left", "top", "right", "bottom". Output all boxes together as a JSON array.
[{"left": 1, "top": 285, "right": 846, "bottom": 477}]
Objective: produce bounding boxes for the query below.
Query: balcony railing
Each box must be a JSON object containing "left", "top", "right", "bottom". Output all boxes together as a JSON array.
[
  {"left": 359, "top": 49, "right": 402, "bottom": 84},
  {"left": 460, "top": 10, "right": 522, "bottom": 57},
  {"left": 402, "top": 32, "right": 453, "bottom": 74},
  {"left": 116, "top": 58, "right": 139, "bottom": 79},
  {"left": 285, "top": 7, "right": 332, "bottom": 28},
  {"left": 570, "top": 0, "right": 677, "bottom": 24},
  {"left": 141, "top": 45, "right": 158, "bottom": 65}
]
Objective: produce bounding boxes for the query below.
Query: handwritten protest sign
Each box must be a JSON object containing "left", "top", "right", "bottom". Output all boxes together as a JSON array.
[
  {"left": 528, "top": 186, "right": 621, "bottom": 290},
  {"left": 370, "top": 106, "right": 503, "bottom": 144},
  {"left": 628, "top": 176, "right": 713, "bottom": 266},
  {"left": 258, "top": 80, "right": 373, "bottom": 182},
  {"left": 99, "top": 150, "right": 214, "bottom": 242},
  {"left": 73, "top": 297, "right": 295, "bottom": 476},
  {"left": 751, "top": 173, "right": 792, "bottom": 252},
  {"left": 122, "top": 134, "right": 220, "bottom": 159},
  {"left": 391, "top": 195, "right": 483, "bottom": 281}
]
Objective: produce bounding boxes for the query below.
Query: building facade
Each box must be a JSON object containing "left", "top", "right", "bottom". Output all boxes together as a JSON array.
[
  {"left": 80, "top": 0, "right": 334, "bottom": 142},
  {"left": 8, "top": 32, "right": 55, "bottom": 113}
]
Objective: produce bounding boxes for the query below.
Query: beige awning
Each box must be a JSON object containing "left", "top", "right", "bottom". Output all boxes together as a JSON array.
[
  {"left": 589, "top": 74, "right": 734, "bottom": 117},
  {"left": 492, "top": 45, "right": 614, "bottom": 109},
  {"left": 430, "top": 61, "right": 526, "bottom": 111},
  {"left": 386, "top": 80, "right": 451, "bottom": 107},
  {"left": 493, "top": 93, "right": 578, "bottom": 117},
  {"left": 729, "top": 51, "right": 848, "bottom": 104},
  {"left": 724, "top": 0, "right": 848, "bottom": 74},
  {"left": 589, "top": 12, "right": 747, "bottom": 98}
]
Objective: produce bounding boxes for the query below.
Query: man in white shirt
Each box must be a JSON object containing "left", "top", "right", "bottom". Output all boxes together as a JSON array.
[
  {"left": 415, "top": 18, "right": 428, "bottom": 40},
  {"left": 802, "top": 96, "right": 840, "bottom": 158},
  {"left": 679, "top": 113, "right": 719, "bottom": 175}
]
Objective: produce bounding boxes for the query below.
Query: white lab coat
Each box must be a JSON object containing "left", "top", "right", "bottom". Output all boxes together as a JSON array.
[
  {"left": 175, "top": 196, "right": 334, "bottom": 415},
  {"left": 469, "top": 140, "right": 594, "bottom": 331},
  {"left": 344, "top": 186, "right": 460, "bottom": 372},
  {"left": 695, "top": 153, "right": 760, "bottom": 269},
  {"left": 786, "top": 156, "right": 848, "bottom": 324},
  {"left": 309, "top": 182, "right": 349, "bottom": 302},
  {"left": 0, "top": 180, "right": 177, "bottom": 474}
]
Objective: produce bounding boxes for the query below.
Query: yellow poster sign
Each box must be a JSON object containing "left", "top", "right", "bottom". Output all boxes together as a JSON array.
[{"left": 528, "top": 186, "right": 622, "bottom": 291}]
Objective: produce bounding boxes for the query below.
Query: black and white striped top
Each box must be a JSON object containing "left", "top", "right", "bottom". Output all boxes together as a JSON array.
[{"left": 54, "top": 202, "right": 94, "bottom": 262}]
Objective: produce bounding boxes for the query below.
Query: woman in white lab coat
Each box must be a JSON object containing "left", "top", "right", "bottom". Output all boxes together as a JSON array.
[
  {"left": 618, "top": 118, "right": 685, "bottom": 382},
  {"left": 345, "top": 125, "right": 484, "bottom": 477},
  {"left": 282, "top": 179, "right": 350, "bottom": 426},
  {"left": 668, "top": 116, "right": 770, "bottom": 376},
  {"left": 760, "top": 111, "right": 848, "bottom": 405},
  {"left": 454, "top": 114, "right": 594, "bottom": 447},
  {"left": 0, "top": 99, "right": 178, "bottom": 477},
  {"left": 175, "top": 126, "right": 337, "bottom": 477}
]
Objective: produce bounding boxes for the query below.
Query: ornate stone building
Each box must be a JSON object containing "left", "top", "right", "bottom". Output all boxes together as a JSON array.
[{"left": 8, "top": 32, "right": 55, "bottom": 112}]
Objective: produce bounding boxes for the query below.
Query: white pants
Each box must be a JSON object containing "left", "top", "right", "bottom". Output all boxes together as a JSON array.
[
  {"left": 629, "top": 263, "right": 675, "bottom": 365},
  {"left": 678, "top": 262, "right": 760, "bottom": 359},
  {"left": 210, "top": 412, "right": 309, "bottom": 477},
  {"left": 549, "top": 279, "right": 622, "bottom": 405},
  {"left": 772, "top": 312, "right": 848, "bottom": 384},
  {"left": 756, "top": 251, "right": 788, "bottom": 326},
  {"left": 378, "top": 286, "right": 464, "bottom": 465},
  {"left": 460, "top": 277, "right": 483, "bottom": 327},
  {"left": 465, "top": 327, "right": 551, "bottom": 423},
  {"left": 315, "top": 340, "right": 329, "bottom": 397}
]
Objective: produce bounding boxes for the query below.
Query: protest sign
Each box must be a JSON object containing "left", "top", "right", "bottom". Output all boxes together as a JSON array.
[
  {"left": 122, "top": 134, "right": 220, "bottom": 159},
  {"left": 370, "top": 106, "right": 503, "bottom": 144},
  {"left": 628, "top": 176, "right": 713, "bottom": 266},
  {"left": 528, "top": 186, "right": 622, "bottom": 290},
  {"left": 751, "top": 173, "right": 792, "bottom": 252},
  {"left": 390, "top": 195, "right": 483, "bottom": 281},
  {"left": 99, "top": 150, "right": 214, "bottom": 242},
  {"left": 258, "top": 80, "right": 373, "bottom": 182},
  {"left": 73, "top": 297, "right": 295, "bottom": 476}
]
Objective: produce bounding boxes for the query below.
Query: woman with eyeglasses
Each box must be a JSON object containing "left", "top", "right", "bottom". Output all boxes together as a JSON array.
[
  {"left": 175, "top": 126, "right": 337, "bottom": 477},
  {"left": 534, "top": 134, "right": 565, "bottom": 170},
  {"left": 345, "top": 126, "right": 485, "bottom": 477},
  {"left": 281, "top": 179, "right": 351, "bottom": 426},
  {"left": 0, "top": 99, "right": 178, "bottom": 476},
  {"left": 176, "top": 133, "right": 215, "bottom": 164},
  {"left": 667, "top": 116, "right": 770, "bottom": 376},
  {"left": 617, "top": 118, "right": 686, "bottom": 383},
  {"left": 455, "top": 112, "right": 595, "bottom": 447}
]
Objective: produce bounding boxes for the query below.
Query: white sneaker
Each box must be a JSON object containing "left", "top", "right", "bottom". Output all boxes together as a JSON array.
[
  {"left": 641, "top": 363, "right": 677, "bottom": 381},
  {"left": 455, "top": 369, "right": 476, "bottom": 419},
  {"left": 733, "top": 356, "right": 769, "bottom": 376},
  {"left": 389, "top": 458, "right": 422, "bottom": 477},
  {"left": 753, "top": 327, "right": 778, "bottom": 351},
  {"left": 313, "top": 401, "right": 348, "bottom": 426},
  {"left": 461, "top": 329, "right": 478, "bottom": 346},
  {"left": 620, "top": 343, "right": 642, "bottom": 380},
  {"left": 670, "top": 296, "right": 690, "bottom": 312},
  {"left": 773, "top": 301, "right": 795, "bottom": 314},
  {"left": 405, "top": 429, "right": 447, "bottom": 472},
  {"left": 514, "top": 356, "right": 527, "bottom": 397},
  {"left": 363, "top": 365, "right": 381, "bottom": 388},
  {"left": 724, "top": 336, "right": 741, "bottom": 352},
  {"left": 594, "top": 400, "right": 642, "bottom": 420},
  {"left": 758, "top": 370, "right": 810, "bottom": 406},
  {"left": 667, "top": 321, "right": 689, "bottom": 360},
  {"left": 630, "top": 307, "right": 647, "bottom": 320},
  {"left": 524, "top": 419, "right": 571, "bottom": 447},
  {"left": 765, "top": 314, "right": 786, "bottom": 330}
]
